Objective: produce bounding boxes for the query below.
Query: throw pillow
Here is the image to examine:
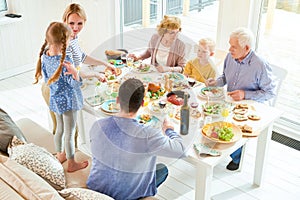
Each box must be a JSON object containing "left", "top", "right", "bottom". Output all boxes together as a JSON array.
[
  {"left": 0, "top": 155, "right": 64, "bottom": 200},
  {"left": 0, "top": 108, "right": 27, "bottom": 154},
  {"left": 59, "top": 188, "right": 114, "bottom": 200},
  {"left": 8, "top": 143, "right": 66, "bottom": 190}
]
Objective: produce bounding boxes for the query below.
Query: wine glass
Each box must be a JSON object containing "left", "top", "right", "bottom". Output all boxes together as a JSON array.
[
  {"left": 187, "top": 75, "right": 196, "bottom": 87},
  {"left": 121, "top": 53, "right": 127, "bottom": 64}
]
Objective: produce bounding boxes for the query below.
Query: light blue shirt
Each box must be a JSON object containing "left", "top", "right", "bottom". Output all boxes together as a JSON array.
[
  {"left": 216, "top": 50, "right": 276, "bottom": 102},
  {"left": 87, "top": 116, "right": 186, "bottom": 200},
  {"left": 42, "top": 51, "right": 83, "bottom": 114}
]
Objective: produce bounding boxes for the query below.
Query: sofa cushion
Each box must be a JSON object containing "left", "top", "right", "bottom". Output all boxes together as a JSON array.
[
  {"left": 9, "top": 143, "right": 66, "bottom": 190},
  {"left": 15, "top": 118, "right": 56, "bottom": 154},
  {"left": 0, "top": 108, "right": 27, "bottom": 154},
  {"left": 59, "top": 188, "right": 114, "bottom": 200},
  {"left": 63, "top": 150, "right": 92, "bottom": 188},
  {"left": 0, "top": 179, "right": 24, "bottom": 200},
  {"left": 0, "top": 155, "right": 64, "bottom": 200}
]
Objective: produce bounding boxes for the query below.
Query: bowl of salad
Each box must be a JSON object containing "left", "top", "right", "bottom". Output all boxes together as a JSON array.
[{"left": 201, "top": 121, "right": 242, "bottom": 143}]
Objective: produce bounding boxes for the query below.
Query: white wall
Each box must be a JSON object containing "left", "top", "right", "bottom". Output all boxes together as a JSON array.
[{"left": 0, "top": 0, "right": 116, "bottom": 80}]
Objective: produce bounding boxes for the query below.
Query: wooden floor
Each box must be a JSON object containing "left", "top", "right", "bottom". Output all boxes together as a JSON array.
[{"left": 1, "top": 70, "right": 299, "bottom": 200}]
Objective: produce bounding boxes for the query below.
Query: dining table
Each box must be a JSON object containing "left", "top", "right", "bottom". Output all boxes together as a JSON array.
[{"left": 77, "top": 62, "right": 283, "bottom": 200}]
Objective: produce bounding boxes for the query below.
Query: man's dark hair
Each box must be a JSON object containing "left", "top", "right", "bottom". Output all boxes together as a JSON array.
[{"left": 118, "top": 78, "right": 145, "bottom": 113}]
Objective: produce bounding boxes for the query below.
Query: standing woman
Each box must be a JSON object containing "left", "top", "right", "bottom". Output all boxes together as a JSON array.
[
  {"left": 130, "top": 15, "right": 186, "bottom": 73},
  {"left": 41, "top": 3, "right": 115, "bottom": 143},
  {"left": 34, "top": 22, "right": 88, "bottom": 172}
]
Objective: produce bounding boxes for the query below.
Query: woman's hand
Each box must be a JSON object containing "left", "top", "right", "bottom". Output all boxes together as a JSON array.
[
  {"left": 156, "top": 65, "right": 169, "bottom": 73},
  {"left": 128, "top": 53, "right": 140, "bottom": 62},
  {"left": 94, "top": 72, "right": 107, "bottom": 82},
  {"left": 105, "top": 63, "right": 117, "bottom": 75}
]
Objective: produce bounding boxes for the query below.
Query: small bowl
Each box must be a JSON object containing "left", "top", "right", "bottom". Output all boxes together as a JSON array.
[
  {"left": 105, "top": 49, "right": 128, "bottom": 60},
  {"left": 158, "top": 100, "right": 167, "bottom": 109}
]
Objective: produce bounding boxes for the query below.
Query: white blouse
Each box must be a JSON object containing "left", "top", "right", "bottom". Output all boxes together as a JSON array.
[{"left": 156, "top": 43, "right": 170, "bottom": 66}]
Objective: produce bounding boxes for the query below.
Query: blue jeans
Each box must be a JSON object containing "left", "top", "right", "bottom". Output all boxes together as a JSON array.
[
  {"left": 230, "top": 146, "right": 243, "bottom": 164},
  {"left": 155, "top": 163, "right": 168, "bottom": 188}
]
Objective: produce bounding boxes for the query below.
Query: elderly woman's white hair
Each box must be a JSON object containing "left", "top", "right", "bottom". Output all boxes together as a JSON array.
[{"left": 230, "top": 27, "right": 254, "bottom": 49}]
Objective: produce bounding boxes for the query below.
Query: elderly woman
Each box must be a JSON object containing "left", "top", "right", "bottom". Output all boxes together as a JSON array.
[{"left": 131, "top": 15, "right": 186, "bottom": 73}]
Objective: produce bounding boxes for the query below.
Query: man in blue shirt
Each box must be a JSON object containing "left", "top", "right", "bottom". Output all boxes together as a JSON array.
[
  {"left": 206, "top": 27, "right": 276, "bottom": 170},
  {"left": 87, "top": 78, "right": 186, "bottom": 199}
]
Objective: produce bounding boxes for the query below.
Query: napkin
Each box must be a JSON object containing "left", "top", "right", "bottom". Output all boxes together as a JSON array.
[{"left": 193, "top": 143, "right": 221, "bottom": 157}]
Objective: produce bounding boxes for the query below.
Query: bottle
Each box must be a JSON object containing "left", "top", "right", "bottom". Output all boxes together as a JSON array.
[{"left": 180, "top": 92, "right": 190, "bottom": 135}]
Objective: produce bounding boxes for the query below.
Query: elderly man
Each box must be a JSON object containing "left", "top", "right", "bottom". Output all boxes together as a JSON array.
[
  {"left": 87, "top": 78, "right": 186, "bottom": 199},
  {"left": 206, "top": 27, "right": 276, "bottom": 170}
]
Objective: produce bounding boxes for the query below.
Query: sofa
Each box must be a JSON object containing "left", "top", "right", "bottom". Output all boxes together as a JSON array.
[
  {"left": 0, "top": 117, "right": 115, "bottom": 200},
  {"left": 0, "top": 112, "right": 159, "bottom": 200}
]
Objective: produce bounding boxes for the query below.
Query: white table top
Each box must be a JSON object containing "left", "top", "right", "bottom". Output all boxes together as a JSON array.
[{"left": 80, "top": 64, "right": 283, "bottom": 168}]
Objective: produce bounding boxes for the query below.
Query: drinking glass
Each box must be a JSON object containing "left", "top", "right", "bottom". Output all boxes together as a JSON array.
[
  {"left": 121, "top": 53, "right": 127, "bottom": 63},
  {"left": 126, "top": 57, "right": 134, "bottom": 67},
  {"left": 187, "top": 75, "right": 196, "bottom": 87},
  {"left": 221, "top": 104, "right": 230, "bottom": 122}
]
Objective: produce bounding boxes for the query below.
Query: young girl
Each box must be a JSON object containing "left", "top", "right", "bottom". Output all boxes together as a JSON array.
[
  {"left": 184, "top": 38, "right": 216, "bottom": 83},
  {"left": 34, "top": 22, "right": 88, "bottom": 172}
]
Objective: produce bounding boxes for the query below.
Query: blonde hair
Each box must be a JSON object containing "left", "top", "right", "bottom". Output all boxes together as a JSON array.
[
  {"left": 230, "top": 27, "right": 254, "bottom": 49},
  {"left": 157, "top": 15, "right": 182, "bottom": 36},
  {"left": 34, "top": 22, "right": 71, "bottom": 85},
  {"left": 199, "top": 38, "right": 216, "bottom": 53},
  {"left": 62, "top": 3, "right": 87, "bottom": 23}
]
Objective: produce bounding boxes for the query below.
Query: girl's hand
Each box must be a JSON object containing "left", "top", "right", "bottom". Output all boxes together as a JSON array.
[{"left": 63, "top": 61, "right": 77, "bottom": 75}]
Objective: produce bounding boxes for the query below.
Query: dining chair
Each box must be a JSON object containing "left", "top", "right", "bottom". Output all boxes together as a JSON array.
[{"left": 238, "top": 64, "right": 287, "bottom": 171}]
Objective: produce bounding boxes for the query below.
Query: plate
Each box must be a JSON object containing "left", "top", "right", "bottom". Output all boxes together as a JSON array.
[
  {"left": 202, "top": 101, "right": 224, "bottom": 117},
  {"left": 132, "top": 63, "right": 153, "bottom": 73},
  {"left": 199, "top": 87, "right": 224, "bottom": 99},
  {"left": 148, "top": 101, "right": 171, "bottom": 115},
  {"left": 201, "top": 121, "right": 242, "bottom": 144},
  {"left": 108, "top": 59, "right": 126, "bottom": 68},
  {"left": 85, "top": 95, "right": 105, "bottom": 107},
  {"left": 101, "top": 99, "right": 120, "bottom": 113},
  {"left": 137, "top": 113, "right": 153, "bottom": 125},
  {"left": 167, "top": 73, "right": 185, "bottom": 82}
]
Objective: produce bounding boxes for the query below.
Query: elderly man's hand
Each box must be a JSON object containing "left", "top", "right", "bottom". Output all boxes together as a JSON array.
[{"left": 227, "top": 90, "right": 245, "bottom": 101}]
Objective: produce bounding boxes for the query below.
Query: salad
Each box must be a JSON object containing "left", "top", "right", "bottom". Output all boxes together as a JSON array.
[{"left": 209, "top": 125, "right": 234, "bottom": 141}]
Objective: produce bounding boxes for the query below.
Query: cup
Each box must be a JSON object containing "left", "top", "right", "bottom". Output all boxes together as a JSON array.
[
  {"left": 159, "top": 100, "right": 167, "bottom": 109},
  {"left": 126, "top": 57, "right": 134, "bottom": 67},
  {"left": 204, "top": 116, "right": 212, "bottom": 125},
  {"left": 187, "top": 76, "right": 196, "bottom": 87},
  {"left": 121, "top": 53, "right": 127, "bottom": 63}
]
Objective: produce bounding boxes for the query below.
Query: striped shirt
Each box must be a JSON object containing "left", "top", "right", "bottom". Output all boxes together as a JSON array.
[
  {"left": 216, "top": 50, "right": 276, "bottom": 103},
  {"left": 66, "top": 36, "right": 87, "bottom": 68}
]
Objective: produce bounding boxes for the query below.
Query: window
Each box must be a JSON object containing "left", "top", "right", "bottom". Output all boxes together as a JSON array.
[{"left": 257, "top": 0, "right": 300, "bottom": 135}]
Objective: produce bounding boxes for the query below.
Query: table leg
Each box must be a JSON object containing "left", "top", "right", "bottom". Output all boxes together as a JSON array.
[
  {"left": 253, "top": 123, "right": 273, "bottom": 186},
  {"left": 195, "top": 162, "right": 213, "bottom": 200}
]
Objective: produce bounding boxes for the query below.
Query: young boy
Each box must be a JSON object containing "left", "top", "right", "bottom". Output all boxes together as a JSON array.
[{"left": 184, "top": 38, "right": 216, "bottom": 83}]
